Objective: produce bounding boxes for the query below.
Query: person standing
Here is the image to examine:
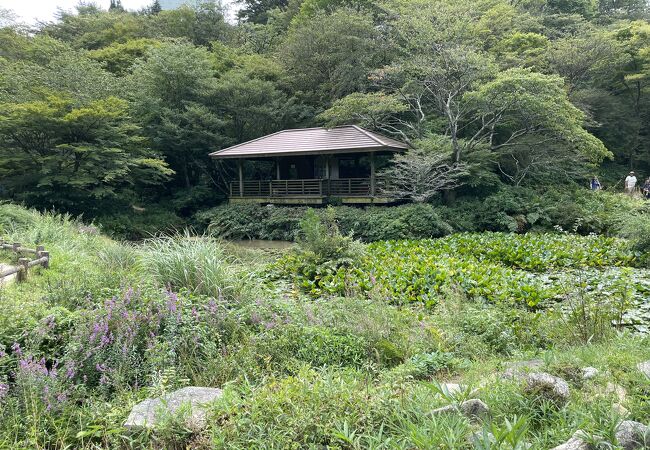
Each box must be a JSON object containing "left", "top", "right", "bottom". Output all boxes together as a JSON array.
[
  {"left": 643, "top": 177, "right": 650, "bottom": 199},
  {"left": 590, "top": 176, "right": 602, "bottom": 191},
  {"left": 625, "top": 171, "right": 637, "bottom": 195}
]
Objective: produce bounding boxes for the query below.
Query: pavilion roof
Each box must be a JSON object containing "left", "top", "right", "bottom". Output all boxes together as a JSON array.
[{"left": 209, "top": 125, "right": 409, "bottom": 159}]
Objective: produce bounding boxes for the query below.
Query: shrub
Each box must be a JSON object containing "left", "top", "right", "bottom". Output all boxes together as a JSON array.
[
  {"left": 440, "top": 187, "right": 645, "bottom": 236},
  {"left": 614, "top": 205, "right": 650, "bottom": 267},
  {"left": 97, "top": 207, "right": 186, "bottom": 241},
  {"left": 140, "top": 233, "right": 254, "bottom": 301},
  {"left": 198, "top": 203, "right": 454, "bottom": 242}
]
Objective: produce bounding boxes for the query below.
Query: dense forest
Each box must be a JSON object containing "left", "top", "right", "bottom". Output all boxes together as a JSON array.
[{"left": 0, "top": 0, "right": 649, "bottom": 235}]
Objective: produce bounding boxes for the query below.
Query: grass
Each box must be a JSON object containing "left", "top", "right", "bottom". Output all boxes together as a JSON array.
[{"left": 0, "top": 203, "right": 648, "bottom": 449}]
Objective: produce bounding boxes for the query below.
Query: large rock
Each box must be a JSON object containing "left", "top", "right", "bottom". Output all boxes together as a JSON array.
[
  {"left": 523, "top": 372, "right": 570, "bottom": 406},
  {"left": 615, "top": 420, "right": 649, "bottom": 450},
  {"left": 124, "top": 387, "right": 223, "bottom": 430},
  {"left": 638, "top": 361, "right": 650, "bottom": 379}
]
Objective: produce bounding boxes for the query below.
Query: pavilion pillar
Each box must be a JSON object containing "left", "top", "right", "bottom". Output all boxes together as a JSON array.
[
  {"left": 237, "top": 159, "right": 244, "bottom": 197},
  {"left": 370, "top": 151, "right": 376, "bottom": 197},
  {"left": 275, "top": 158, "right": 281, "bottom": 180}
]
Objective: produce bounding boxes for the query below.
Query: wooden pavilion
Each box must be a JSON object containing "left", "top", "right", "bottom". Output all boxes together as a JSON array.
[{"left": 210, "top": 125, "right": 409, "bottom": 204}]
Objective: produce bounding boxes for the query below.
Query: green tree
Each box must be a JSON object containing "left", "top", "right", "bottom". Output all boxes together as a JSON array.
[
  {"left": 129, "top": 42, "right": 224, "bottom": 189},
  {"left": 0, "top": 95, "right": 171, "bottom": 213},
  {"left": 88, "top": 38, "right": 162, "bottom": 75},
  {"left": 237, "top": 0, "right": 289, "bottom": 24},
  {"left": 149, "top": 0, "right": 163, "bottom": 15},
  {"left": 280, "top": 9, "right": 385, "bottom": 104}
]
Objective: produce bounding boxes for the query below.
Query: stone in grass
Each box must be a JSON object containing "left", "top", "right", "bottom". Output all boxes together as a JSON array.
[
  {"left": 124, "top": 387, "right": 223, "bottom": 430},
  {"left": 550, "top": 431, "right": 590, "bottom": 450},
  {"left": 615, "top": 420, "right": 649, "bottom": 450},
  {"left": 638, "top": 361, "right": 650, "bottom": 379},
  {"left": 459, "top": 399, "right": 489, "bottom": 419},
  {"left": 581, "top": 367, "right": 599, "bottom": 380},
  {"left": 523, "top": 372, "right": 570, "bottom": 406},
  {"left": 430, "top": 399, "right": 489, "bottom": 421}
]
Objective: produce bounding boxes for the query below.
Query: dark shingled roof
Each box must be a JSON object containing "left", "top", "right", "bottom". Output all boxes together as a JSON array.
[{"left": 209, "top": 125, "right": 409, "bottom": 159}]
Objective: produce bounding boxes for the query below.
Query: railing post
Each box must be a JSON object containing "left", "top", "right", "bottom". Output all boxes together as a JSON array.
[
  {"left": 238, "top": 159, "right": 244, "bottom": 197},
  {"left": 348, "top": 179, "right": 352, "bottom": 196},
  {"left": 13, "top": 242, "right": 21, "bottom": 253},
  {"left": 41, "top": 251, "right": 50, "bottom": 269},
  {"left": 17, "top": 258, "right": 29, "bottom": 282},
  {"left": 370, "top": 151, "right": 376, "bottom": 197}
]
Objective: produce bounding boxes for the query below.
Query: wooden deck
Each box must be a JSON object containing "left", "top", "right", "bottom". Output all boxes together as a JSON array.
[{"left": 229, "top": 178, "right": 393, "bottom": 204}]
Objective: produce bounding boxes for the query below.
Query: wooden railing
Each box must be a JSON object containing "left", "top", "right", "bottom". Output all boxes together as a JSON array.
[
  {"left": 328, "top": 178, "right": 371, "bottom": 196},
  {"left": 0, "top": 240, "right": 50, "bottom": 283},
  {"left": 230, "top": 178, "right": 373, "bottom": 198}
]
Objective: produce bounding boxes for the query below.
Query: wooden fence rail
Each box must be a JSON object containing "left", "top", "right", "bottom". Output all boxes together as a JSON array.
[{"left": 0, "top": 240, "right": 50, "bottom": 283}]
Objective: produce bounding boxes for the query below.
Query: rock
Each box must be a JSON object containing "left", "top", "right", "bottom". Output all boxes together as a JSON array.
[
  {"left": 612, "top": 402, "right": 630, "bottom": 417},
  {"left": 0, "top": 264, "right": 17, "bottom": 286},
  {"left": 581, "top": 367, "right": 599, "bottom": 380},
  {"left": 124, "top": 387, "right": 223, "bottom": 430},
  {"left": 430, "top": 404, "right": 455, "bottom": 415},
  {"left": 638, "top": 361, "right": 650, "bottom": 379},
  {"left": 502, "top": 359, "right": 544, "bottom": 379},
  {"left": 615, "top": 420, "right": 649, "bottom": 450},
  {"left": 523, "top": 372, "right": 570, "bottom": 405},
  {"left": 605, "top": 382, "right": 627, "bottom": 404},
  {"left": 430, "top": 399, "right": 490, "bottom": 421},
  {"left": 550, "top": 433, "right": 590, "bottom": 450},
  {"left": 459, "top": 399, "right": 489, "bottom": 419}
]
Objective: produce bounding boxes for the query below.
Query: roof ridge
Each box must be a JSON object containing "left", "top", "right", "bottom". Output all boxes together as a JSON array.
[
  {"left": 209, "top": 129, "right": 287, "bottom": 156},
  {"left": 351, "top": 125, "right": 389, "bottom": 146}
]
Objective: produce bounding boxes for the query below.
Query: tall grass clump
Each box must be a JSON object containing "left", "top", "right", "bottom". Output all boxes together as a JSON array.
[{"left": 140, "top": 232, "right": 254, "bottom": 301}]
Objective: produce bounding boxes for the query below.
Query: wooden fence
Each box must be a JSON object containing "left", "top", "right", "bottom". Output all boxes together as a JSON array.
[{"left": 0, "top": 240, "right": 50, "bottom": 283}]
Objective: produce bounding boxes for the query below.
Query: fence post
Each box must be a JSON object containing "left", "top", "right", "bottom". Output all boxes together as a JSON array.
[
  {"left": 17, "top": 258, "right": 29, "bottom": 282},
  {"left": 13, "top": 242, "right": 21, "bottom": 253}
]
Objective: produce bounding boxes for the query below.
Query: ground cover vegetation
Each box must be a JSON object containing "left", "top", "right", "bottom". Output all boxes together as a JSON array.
[
  {"left": 0, "top": 203, "right": 649, "bottom": 449},
  {"left": 1, "top": 0, "right": 650, "bottom": 237}
]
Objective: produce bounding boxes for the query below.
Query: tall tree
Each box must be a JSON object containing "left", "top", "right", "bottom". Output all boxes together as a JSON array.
[
  {"left": 109, "top": 0, "right": 125, "bottom": 12},
  {"left": 237, "top": 0, "right": 289, "bottom": 24},
  {"left": 280, "top": 9, "right": 385, "bottom": 104},
  {"left": 129, "top": 42, "right": 224, "bottom": 190},
  {"left": 0, "top": 95, "right": 171, "bottom": 213}
]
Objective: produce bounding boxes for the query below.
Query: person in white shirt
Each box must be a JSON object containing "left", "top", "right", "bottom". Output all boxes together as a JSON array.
[{"left": 625, "top": 171, "right": 637, "bottom": 195}]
